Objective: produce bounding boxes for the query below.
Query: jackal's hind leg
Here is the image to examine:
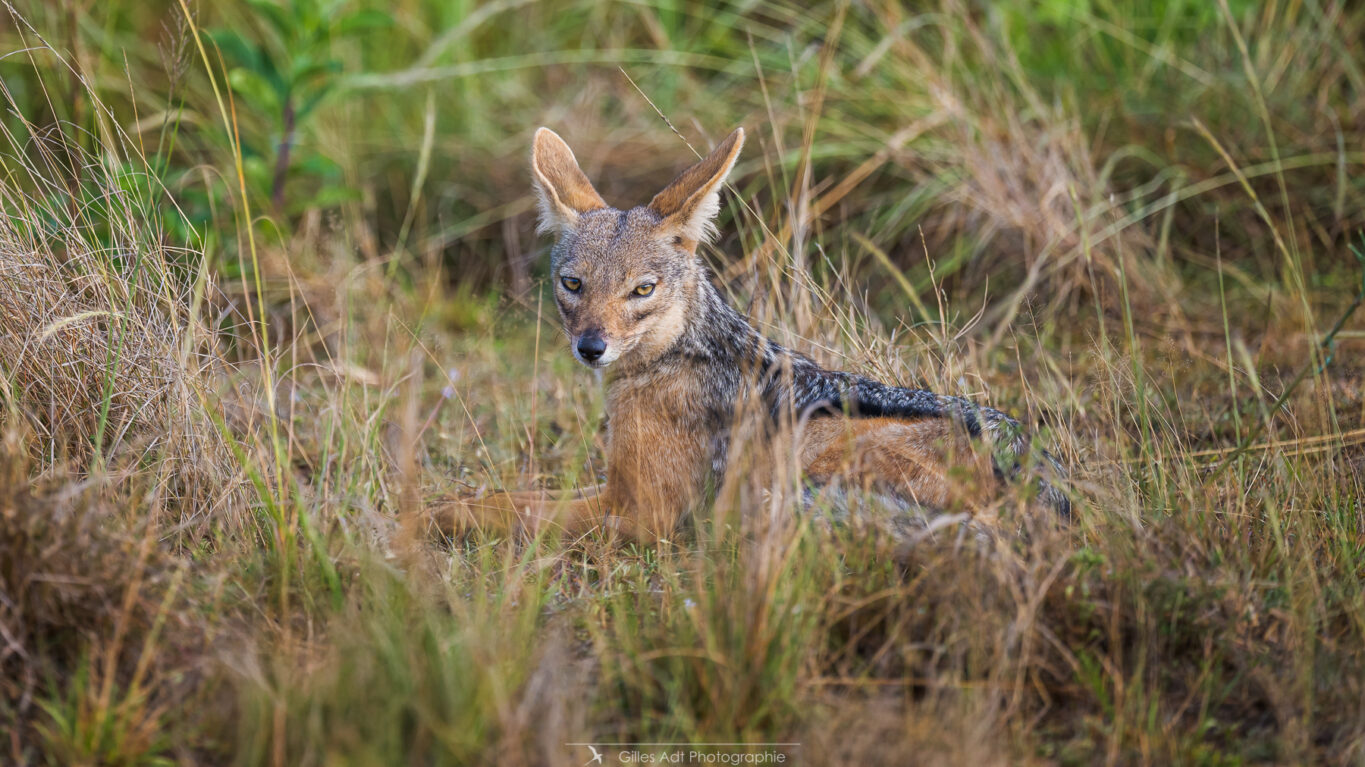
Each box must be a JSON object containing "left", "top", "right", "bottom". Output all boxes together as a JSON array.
[{"left": 799, "top": 416, "right": 997, "bottom": 514}]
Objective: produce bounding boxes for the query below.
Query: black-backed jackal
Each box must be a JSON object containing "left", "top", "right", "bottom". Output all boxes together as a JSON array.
[{"left": 438, "top": 127, "right": 1068, "bottom": 543}]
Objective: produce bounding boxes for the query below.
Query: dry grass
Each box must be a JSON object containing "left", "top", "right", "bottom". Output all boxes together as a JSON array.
[
  {"left": 2, "top": 0, "right": 1364, "bottom": 764},
  {"left": 0, "top": 116, "right": 236, "bottom": 534},
  {"left": 0, "top": 428, "right": 211, "bottom": 764}
]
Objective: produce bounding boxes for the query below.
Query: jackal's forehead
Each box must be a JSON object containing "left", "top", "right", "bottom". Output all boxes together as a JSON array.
[{"left": 552, "top": 206, "right": 686, "bottom": 281}]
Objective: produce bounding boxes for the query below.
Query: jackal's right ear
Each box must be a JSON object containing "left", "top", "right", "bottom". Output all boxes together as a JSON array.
[{"left": 531, "top": 127, "right": 607, "bottom": 235}]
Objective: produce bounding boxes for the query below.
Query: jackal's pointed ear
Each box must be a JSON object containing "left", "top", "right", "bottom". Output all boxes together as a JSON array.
[
  {"left": 647, "top": 127, "right": 744, "bottom": 247},
  {"left": 531, "top": 127, "right": 608, "bottom": 235}
]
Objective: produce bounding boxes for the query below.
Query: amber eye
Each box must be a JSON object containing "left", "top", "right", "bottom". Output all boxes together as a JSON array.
[
  {"left": 561, "top": 276, "right": 581, "bottom": 292},
  {"left": 633, "top": 283, "right": 656, "bottom": 297}
]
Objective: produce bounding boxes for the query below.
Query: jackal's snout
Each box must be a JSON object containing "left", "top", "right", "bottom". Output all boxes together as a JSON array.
[{"left": 575, "top": 330, "right": 608, "bottom": 364}]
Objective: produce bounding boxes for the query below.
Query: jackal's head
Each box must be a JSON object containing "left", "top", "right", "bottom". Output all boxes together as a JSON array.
[{"left": 530, "top": 126, "right": 744, "bottom": 369}]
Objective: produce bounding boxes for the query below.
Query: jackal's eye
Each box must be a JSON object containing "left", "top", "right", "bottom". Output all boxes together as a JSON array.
[
  {"left": 633, "top": 283, "right": 656, "bottom": 297},
  {"left": 560, "top": 276, "right": 581, "bottom": 292}
]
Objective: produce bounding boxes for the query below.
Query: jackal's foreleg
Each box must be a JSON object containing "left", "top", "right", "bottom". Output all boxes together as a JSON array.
[{"left": 430, "top": 483, "right": 602, "bottom": 536}]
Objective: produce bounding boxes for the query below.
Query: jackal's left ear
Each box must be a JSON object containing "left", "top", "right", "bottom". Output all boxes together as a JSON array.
[
  {"left": 531, "top": 127, "right": 608, "bottom": 235},
  {"left": 648, "top": 127, "right": 744, "bottom": 247}
]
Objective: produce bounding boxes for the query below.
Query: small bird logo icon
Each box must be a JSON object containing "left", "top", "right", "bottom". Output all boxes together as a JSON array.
[{"left": 582, "top": 745, "right": 603, "bottom": 765}]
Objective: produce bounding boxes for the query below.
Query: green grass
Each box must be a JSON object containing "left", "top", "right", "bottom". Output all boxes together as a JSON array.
[{"left": 2, "top": 0, "right": 1364, "bottom": 764}]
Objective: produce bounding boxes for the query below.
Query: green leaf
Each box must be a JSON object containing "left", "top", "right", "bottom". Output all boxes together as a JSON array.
[
  {"left": 335, "top": 9, "right": 394, "bottom": 36},
  {"left": 242, "top": 155, "right": 273, "bottom": 194},
  {"left": 243, "top": 0, "right": 295, "bottom": 41},
  {"left": 206, "top": 29, "right": 262, "bottom": 72},
  {"left": 228, "top": 67, "right": 282, "bottom": 115},
  {"left": 290, "top": 55, "right": 342, "bottom": 84},
  {"left": 295, "top": 152, "right": 344, "bottom": 177},
  {"left": 295, "top": 82, "right": 336, "bottom": 121},
  {"left": 291, "top": 0, "right": 323, "bottom": 38},
  {"left": 292, "top": 184, "right": 361, "bottom": 214},
  {"left": 210, "top": 28, "right": 285, "bottom": 96}
]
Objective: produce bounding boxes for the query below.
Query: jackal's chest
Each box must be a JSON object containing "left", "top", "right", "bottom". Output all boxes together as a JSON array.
[{"left": 604, "top": 368, "right": 739, "bottom": 480}]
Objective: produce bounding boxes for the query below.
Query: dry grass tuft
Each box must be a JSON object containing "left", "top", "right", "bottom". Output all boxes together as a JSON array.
[
  {"left": 0, "top": 117, "right": 237, "bottom": 533},
  {"left": 0, "top": 427, "right": 205, "bottom": 761}
]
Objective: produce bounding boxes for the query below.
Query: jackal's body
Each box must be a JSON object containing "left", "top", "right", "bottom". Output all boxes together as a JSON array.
[{"left": 441, "top": 127, "right": 1067, "bottom": 542}]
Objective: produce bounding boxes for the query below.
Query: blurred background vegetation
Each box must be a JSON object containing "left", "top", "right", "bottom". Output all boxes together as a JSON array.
[
  {"left": 2, "top": 0, "right": 1364, "bottom": 764},
  {"left": 8, "top": 0, "right": 1359, "bottom": 301}
]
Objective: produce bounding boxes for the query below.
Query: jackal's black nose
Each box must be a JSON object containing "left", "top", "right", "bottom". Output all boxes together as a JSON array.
[{"left": 576, "top": 333, "right": 607, "bottom": 362}]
